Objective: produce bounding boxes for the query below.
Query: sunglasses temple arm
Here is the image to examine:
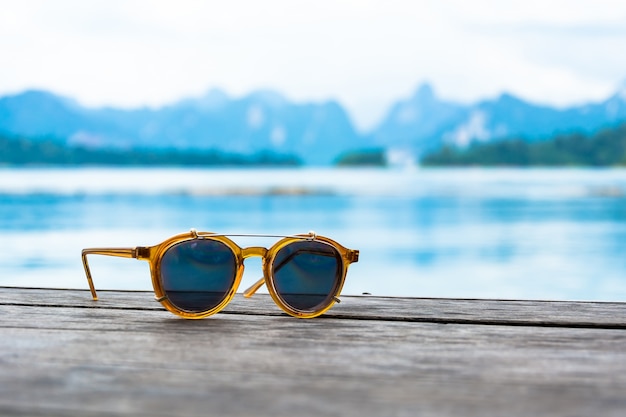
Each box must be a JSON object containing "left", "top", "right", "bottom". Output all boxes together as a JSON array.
[
  {"left": 242, "top": 251, "right": 298, "bottom": 298},
  {"left": 243, "top": 277, "right": 266, "bottom": 298},
  {"left": 81, "top": 248, "right": 141, "bottom": 300}
]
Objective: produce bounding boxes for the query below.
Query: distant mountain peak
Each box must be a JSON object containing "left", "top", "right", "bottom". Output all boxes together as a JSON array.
[
  {"left": 498, "top": 91, "right": 515, "bottom": 100},
  {"left": 495, "top": 92, "right": 523, "bottom": 104},
  {"left": 3, "top": 89, "right": 81, "bottom": 111},
  {"left": 175, "top": 88, "right": 229, "bottom": 110},
  {"left": 247, "top": 89, "right": 288, "bottom": 107},
  {"left": 385, "top": 83, "right": 437, "bottom": 125},
  {"left": 203, "top": 87, "right": 229, "bottom": 102},
  {"left": 12, "top": 89, "right": 57, "bottom": 99},
  {"left": 412, "top": 83, "right": 435, "bottom": 102},
  {"left": 9, "top": 89, "right": 66, "bottom": 104}
]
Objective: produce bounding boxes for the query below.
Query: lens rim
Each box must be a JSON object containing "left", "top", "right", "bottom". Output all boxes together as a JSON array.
[
  {"left": 265, "top": 236, "right": 349, "bottom": 318},
  {"left": 150, "top": 231, "right": 244, "bottom": 319}
]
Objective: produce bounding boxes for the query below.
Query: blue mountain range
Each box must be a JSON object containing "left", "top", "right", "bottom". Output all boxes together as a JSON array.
[{"left": 1, "top": 82, "right": 626, "bottom": 164}]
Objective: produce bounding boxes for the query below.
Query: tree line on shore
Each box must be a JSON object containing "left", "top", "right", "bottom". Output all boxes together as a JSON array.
[
  {"left": 0, "top": 135, "right": 300, "bottom": 167},
  {"left": 421, "top": 122, "right": 626, "bottom": 167},
  {"left": 2, "top": 121, "right": 626, "bottom": 167}
]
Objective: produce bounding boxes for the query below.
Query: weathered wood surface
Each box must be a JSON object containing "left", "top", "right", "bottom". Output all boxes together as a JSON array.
[{"left": 1, "top": 287, "right": 625, "bottom": 417}]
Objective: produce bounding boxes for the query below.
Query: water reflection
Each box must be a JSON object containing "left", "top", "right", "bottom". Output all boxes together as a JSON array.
[{"left": 0, "top": 168, "right": 625, "bottom": 301}]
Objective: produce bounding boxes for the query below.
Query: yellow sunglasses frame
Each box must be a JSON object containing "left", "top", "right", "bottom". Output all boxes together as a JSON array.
[{"left": 82, "top": 229, "right": 359, "bottom": 319}]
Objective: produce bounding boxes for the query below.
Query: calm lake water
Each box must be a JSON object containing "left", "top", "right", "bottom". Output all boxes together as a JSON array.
[{"left": 1, "top": 167, "right": 625, "bottom": 301}]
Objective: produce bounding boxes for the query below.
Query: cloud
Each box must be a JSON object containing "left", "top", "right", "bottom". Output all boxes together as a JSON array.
[{"left": 1, "top": 0, "right": 625, "bottom": 129}]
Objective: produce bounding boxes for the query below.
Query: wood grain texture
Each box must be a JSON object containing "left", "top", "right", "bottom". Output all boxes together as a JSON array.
[
  {"left": 1, "top": 287, "right": 625, "bottom": 417},
  {"left": 2, "top": 286, "right": 625, "bottom": 328}
]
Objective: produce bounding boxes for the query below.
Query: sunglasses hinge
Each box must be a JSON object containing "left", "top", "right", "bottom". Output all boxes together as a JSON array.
[{"left": 134, "top": 246, "right": 150, "bottom": 260}]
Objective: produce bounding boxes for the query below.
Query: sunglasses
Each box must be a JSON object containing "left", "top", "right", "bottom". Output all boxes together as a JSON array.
[{"left": 82, "top": 229, "right": 359, "bottom": 319}]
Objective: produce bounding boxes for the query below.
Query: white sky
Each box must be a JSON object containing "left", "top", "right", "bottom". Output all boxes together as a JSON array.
[{"left": 1, "top": 0, "right": 626, "bottom": 130}]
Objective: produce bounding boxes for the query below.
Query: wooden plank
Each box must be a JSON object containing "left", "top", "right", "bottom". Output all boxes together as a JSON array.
[
  {"left": 1, "top": 286, "right": 625, "bottom": 328},
  {"left": 0, "top": 287, "right": 625, "bottom": 417}
]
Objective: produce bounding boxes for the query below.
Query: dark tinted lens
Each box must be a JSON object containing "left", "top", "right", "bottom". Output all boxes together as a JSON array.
[
  {"left": 272, "top": 240, "right": 342, "bottom": 311},
  {"left": 160, "top": 239, "right": 237, "bottom": 312}
]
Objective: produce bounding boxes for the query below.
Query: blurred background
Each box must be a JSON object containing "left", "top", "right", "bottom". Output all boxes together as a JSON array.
[{"left": 1, "top": 0, "right": 625, "bottom": 300}]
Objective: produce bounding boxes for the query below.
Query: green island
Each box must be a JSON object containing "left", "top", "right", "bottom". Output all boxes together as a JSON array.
[
  {"left": 422, "top": 123, "right": 626, "bottom": 167},
  {"left": 0, "top": 135, "right": 301, "bottom": 167}
]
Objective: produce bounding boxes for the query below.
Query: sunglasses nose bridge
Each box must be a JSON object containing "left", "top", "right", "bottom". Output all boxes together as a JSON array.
[{"left": 242, "top": 246, "right": 268, "bottom": 259}]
